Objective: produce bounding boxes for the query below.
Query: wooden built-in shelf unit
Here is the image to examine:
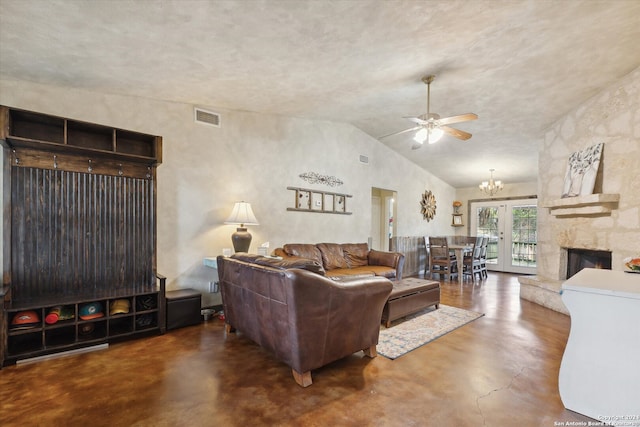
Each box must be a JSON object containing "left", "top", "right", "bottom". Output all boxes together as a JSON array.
[{"left": 0, "top": 106, "right": 165, "bottom": 366}]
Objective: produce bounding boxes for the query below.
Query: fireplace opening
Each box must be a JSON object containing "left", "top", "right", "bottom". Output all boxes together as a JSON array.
[{"left": 566, "top": 248, "right": 612, "bottom": 279}]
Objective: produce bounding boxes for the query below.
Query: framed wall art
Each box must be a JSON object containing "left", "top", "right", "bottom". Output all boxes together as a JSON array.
[
  {"left": 561, "top": 142, "right": 603, "bottom": 198},
  {"left": 287, "top": 187, "right": 352, "bottom": 215}
]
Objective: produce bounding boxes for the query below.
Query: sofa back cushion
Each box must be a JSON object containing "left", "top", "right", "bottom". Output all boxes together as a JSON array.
[
  {"left": 282, "top": 244, "right": 323, "bottom": 266},
  {"left": 317, "top": 243, "right": 349, "bottom": 270},
  {"left": 231, "top": 253, "right": 325, "bottom": 275},
  {"left": 341, "top": 243, "right": 370, "bottom": 268},
  {"left": 255, "top": 256, "right": 325, "bottom": 275}
]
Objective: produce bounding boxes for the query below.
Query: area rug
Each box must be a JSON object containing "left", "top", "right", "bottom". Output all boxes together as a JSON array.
[{"left": 377, "top": 305, "right": 484, "bottom": 359}]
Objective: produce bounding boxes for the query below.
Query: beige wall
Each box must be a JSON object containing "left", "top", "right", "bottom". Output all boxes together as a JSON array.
[
  {"left": 537, "top": 67, "right": 640, "bottom": 279},
  {"left": 0, "top": 78, "right": 456, "bottom": 304},
  {"left": 453, "top": 181, "right": 538, "bottom": 235}
]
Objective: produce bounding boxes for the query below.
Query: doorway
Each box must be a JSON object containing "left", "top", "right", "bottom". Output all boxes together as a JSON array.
[
  {"left": 469, "top": 198, "right": 537, "bottom": 274},
  {"left": 370, "top": 188, "right": 397, "bottom": 251}
]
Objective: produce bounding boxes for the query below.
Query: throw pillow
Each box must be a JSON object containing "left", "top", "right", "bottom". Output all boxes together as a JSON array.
[
  {"left": 282, "top": 244, "right": 323, "bottom": 266},
  {"left": 317, "top": 243, "right": 348, "bottom": 270},
  {"left": 341, "top": 243, "right": 369, "bottom": 267}
]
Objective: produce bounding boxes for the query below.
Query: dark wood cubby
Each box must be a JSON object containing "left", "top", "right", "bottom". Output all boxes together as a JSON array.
[
  {"left": 0, "top": 106, "right": 165, "bottom": 367},
  {"left": 0, "top": 106, "right": 162, "bottom": 165}
]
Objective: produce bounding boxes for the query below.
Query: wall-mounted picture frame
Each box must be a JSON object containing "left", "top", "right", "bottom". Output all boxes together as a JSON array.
[
  {"left": 323, "top": 193, "right": 334, "bottom": 211},
  {"left": 311, "top": 192, "right": 323, "bottom": 210},
  {"left": 452, "top": 214, "right": 463, "bottom": 226},
  {"left": 561, "top": 142, "right": 603, "bottom": 198},
  {"left": 297, "top": 190, "right": 310, "bottom": 209},
  {"left": 287, "top": 187, "right": 352, "bottom": 215}
]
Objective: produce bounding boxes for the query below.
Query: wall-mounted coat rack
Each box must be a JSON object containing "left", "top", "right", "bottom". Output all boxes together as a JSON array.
[{"left": 287, "top": 186, "right": 352, "bottom": 215}]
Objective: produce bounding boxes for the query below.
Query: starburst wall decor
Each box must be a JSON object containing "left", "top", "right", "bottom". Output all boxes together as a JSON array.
[
  {"left": 299, "top": 172, "right": 344, "bottom": 187},
  {"left": 420, "top": 190, "right": 437, "bottom": 221}
]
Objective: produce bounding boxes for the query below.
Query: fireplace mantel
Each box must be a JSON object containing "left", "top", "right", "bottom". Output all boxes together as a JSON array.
[{"left": 541, "top": 193, "right": 619, "bottom": 217}]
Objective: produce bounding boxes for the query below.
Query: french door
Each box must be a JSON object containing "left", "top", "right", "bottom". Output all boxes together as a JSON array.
[{"left": 469, "top": 199, "right": 537, "bottom": 274}]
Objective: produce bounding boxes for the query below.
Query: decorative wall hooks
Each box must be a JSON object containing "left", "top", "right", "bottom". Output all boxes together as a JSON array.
[
  {"left": 420, "top": 190, "right": 437, "bottom": 221},
  {"left": 299, "top": 172, "right": 344, "bottom": 187},
  {"left": 287, "top": 186, "right": 352, "bottom": 215},
  {"left": 9, "top": 148, "right": 155, "bottom": 180}
]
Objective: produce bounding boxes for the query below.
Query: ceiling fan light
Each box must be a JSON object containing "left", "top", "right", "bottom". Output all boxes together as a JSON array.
[
  {"left": 428, "top": 128, "right": 444, "bottom": 144},
  {"left": 413, "top": 128, "right": 428, "bottom": 143}
]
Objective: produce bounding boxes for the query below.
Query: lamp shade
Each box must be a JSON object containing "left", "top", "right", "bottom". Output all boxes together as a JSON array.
[
  {"left": 224, "top": 201, "right": 259, "bottom": 253},
  {"left": 224, "top": 202, "right": 259, "bottom": 226},
  {"left": 413, "top": 127, "right": 444, "bottom": 144},
  {"left": 427, "top": 128, "right": 444, "bottom": 144}
]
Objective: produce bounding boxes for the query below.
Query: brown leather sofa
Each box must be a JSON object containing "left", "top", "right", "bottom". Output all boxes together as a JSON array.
[
  {"left": 216, "top": 254, "right": 393, "bottom": 387},
  {"left": 273, "top": 242, "right": 405, "bottom": 280}
]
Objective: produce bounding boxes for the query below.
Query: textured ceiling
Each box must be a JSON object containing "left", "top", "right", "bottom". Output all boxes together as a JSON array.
[{"left": 1, "top": 0, "right": 639, "bottom": 188}]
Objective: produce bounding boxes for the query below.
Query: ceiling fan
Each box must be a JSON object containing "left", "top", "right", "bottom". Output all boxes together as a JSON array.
[{"left": 380, "top": 75, "right": 478, "bottom": 149}]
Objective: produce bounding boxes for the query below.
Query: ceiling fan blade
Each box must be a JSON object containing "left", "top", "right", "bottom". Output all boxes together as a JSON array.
[
  {"left": 441, "top": 125, "right": 472, "bottom": 140},
  {"left": 378, "top": 126, "right": 421, "bottom": 139},
  {"left": 411, "top": 141, "right": 424, "bottom": 150},
  {"left": 404, "top": 116, "right": 428, "bottom": 125},
  {"left": 438, "top": 113, "right": 478, "bottom": 126}
]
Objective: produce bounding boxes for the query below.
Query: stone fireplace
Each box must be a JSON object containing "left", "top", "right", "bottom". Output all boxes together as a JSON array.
[{"left": 519, "top": 67, "right": 640, "bottom": 315}]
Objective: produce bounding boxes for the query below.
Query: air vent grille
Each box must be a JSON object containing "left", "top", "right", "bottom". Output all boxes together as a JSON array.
[
  {"left": 194, "top": 108, "right": 220, "bottom": 127},
  {"left": 359, "top": 154, "right": 369, "bottom": 165}
]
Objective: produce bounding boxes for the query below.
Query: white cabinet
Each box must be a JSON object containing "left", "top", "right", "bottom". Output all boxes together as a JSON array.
[{"left": 559, "top": 268, "right": 640, "bottom": 422}]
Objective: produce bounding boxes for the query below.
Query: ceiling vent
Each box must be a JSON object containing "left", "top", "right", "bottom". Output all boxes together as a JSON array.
[
  {"left": 359, "top": 154, "right": 369, "bottom": 165},
  {"left": 194, "top": 107, "right": 220, "bottom": 127}
]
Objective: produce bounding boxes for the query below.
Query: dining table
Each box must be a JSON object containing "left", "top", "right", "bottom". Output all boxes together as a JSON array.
[{"left": 448, "top": 243, "right": 473, "bottom": 285}]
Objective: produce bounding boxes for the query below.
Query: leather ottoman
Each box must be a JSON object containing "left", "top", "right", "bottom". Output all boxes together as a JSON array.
[
  {"left": 166, "top": 288, "right": 202, "bottom": 330},
  {"left": 382, "top": 278, "right": 440, "bottom": 327}
]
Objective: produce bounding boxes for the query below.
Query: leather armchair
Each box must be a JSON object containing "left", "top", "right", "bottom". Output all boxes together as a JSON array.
[{"left": 217, "top": 255, "right": 393, "bottom": 387}]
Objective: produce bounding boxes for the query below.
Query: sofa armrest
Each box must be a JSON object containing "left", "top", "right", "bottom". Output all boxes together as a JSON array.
[
  {"left": 272, "top": 247, "right": 287, "bottom": 258},
  {"left": 368, "top": 249, "right": 405, "bottom": 280}
]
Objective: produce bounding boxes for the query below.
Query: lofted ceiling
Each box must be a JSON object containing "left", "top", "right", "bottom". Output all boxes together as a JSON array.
[{"left": 1, "top": 0, "right": 639, "bottom": 188}]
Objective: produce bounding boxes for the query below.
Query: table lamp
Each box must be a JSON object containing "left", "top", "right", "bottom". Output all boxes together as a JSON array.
[{"left": 224, "top": 201, "right": 259, "bottom": 253}]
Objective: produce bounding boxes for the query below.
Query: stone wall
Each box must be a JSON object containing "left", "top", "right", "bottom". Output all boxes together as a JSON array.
[{"left": 520, "top": 67, "right": 640, "bottom": 313}]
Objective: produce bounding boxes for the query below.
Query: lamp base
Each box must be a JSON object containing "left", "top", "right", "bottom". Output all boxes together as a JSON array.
[{"left": 231, "top": 227, "right": 252, "bottom": 253}]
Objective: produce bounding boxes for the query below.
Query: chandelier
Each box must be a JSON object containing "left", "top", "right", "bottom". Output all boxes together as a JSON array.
[{"left": 479, "top": 169, "right": 504, "bottom": 196}]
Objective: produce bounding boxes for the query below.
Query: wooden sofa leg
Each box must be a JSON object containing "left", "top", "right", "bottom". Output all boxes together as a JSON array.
[
  {"left": 292, "top": 369, "right": 312, "bottom": 387},
  {"left": 363, "top": 345, "right": 377, "bottom": 358},
  {"left": 225, "top": 323, "right": 235, "bottom": 334}
]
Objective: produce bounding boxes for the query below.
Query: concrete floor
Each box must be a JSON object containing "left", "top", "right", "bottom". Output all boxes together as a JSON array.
[{"left": 0, "top": 272, "right": 594, "bottom": 426}]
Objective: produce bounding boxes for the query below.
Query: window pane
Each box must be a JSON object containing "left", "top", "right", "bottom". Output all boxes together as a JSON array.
[
  {"left": 511, "top": 205, "right": 537, "bottom": 267},
  {"left": 477, "top": 207, "right": 499, "bottom": 264}
]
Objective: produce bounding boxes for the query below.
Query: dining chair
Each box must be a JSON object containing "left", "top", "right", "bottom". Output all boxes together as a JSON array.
[
  {"left": 428, "top": 237, "right": 457, "bottom": 281},
  {"left": 423, "top": 236, "right": 430, "bottom": 277},
  {"left": 480, "top": 236, "right": 489, "bottom": 278},
  {"left": 463, "top": 237, "right": 483, "bottom": 281}
]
